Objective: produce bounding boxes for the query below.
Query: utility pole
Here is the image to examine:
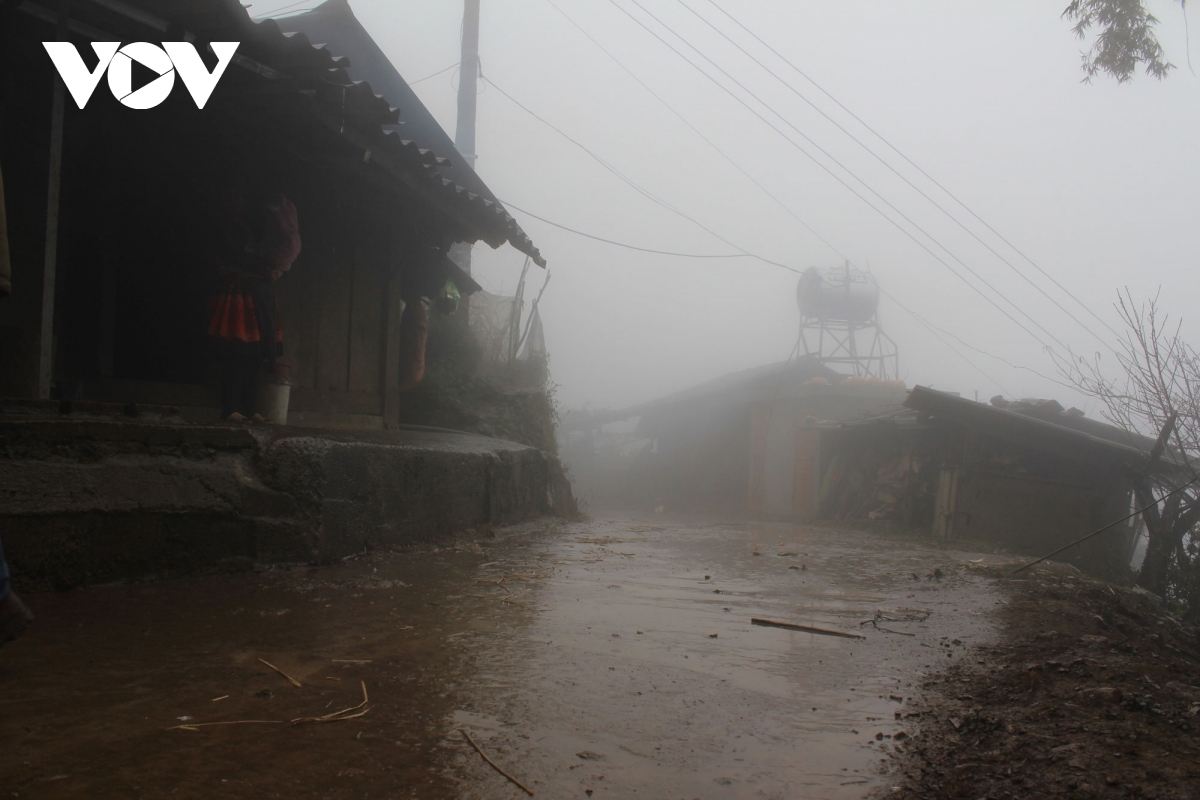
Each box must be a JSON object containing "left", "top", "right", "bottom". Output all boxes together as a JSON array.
[{"left": 448, "top": 0, "right": 479, "bottom": 286}]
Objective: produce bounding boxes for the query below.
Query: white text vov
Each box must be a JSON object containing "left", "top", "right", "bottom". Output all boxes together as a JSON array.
[{"left": 42, "top": 41, "right": 240, "bottom": 110}]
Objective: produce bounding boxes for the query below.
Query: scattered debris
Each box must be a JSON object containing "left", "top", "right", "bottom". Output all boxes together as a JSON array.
[
  {"left": 258, "top": 658, "right": 301, "bottom": 688},
  {"left": 291, "top": 681, "right": 370, "bottom": 724},
  {"left": 861, "top": 609, "right": 932, "bottom": 636},
  {"left": 474, "top": 577, "right": 510, "bottom": 593},
  {"left": 751, "top": 618, "right": 866, "bottom": 640},
  {"left": 168, "top": 719, "right": 285, "bottom": 731},
  {"left": 461, "top": 728, "right": 534, "bottom": 796}
]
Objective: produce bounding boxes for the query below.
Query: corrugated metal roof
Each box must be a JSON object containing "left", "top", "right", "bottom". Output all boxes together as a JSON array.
[
  {"left": 57, "top": 0, "right": 544, "bottom": 265},
  {"left": 269, "top": 0, "right": 545, "bottom": 266},
  {"left": 904, "top": 385, "right": 1178, "bottom": 469}
]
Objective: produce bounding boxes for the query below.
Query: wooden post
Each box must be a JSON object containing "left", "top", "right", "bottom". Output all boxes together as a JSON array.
[
  {"left": 384, "top": 261, "right": 408, "bottom": 429},
  {"left": 453, "top": 0, "right": 480, "bottom": 176},
  {"left": 448, "top": 0, "right": 480, "bottom": 331},
  {"left": 38, "top": 3, "right": 70, "bottom": 399}
]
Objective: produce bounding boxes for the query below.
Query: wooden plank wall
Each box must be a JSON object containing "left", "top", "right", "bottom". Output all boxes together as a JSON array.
[
  {"left": 347, "top": 201, "right": 387, "bottom": 397},
  {"left": 278, "top": 180, "right": 391, "bottom": 418}
]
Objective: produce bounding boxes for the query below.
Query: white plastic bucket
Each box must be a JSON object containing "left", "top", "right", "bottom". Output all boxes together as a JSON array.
[{"left": 258, "top": 381, "right": 291, "bottom": 425}]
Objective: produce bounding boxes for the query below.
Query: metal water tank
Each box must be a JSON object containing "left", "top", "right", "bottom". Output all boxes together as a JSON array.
[{"left": 796, "top": 264, "right": 880, "bottom": 322}]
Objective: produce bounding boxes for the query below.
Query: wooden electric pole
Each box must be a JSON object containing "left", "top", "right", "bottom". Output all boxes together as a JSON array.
[{"left": 448, "top": 0, "right": 480, "bottom": 283}]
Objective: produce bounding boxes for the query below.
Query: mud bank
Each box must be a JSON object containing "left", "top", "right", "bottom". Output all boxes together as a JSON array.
[
  {"left": 884, "top": 565, "right": 1200, "bottom": 799},
  {"left": 0, "top": 414, "right": 573, "bottom": 590}
]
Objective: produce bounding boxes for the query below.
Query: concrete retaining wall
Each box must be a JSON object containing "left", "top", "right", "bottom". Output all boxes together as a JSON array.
[{"left": 0, "top": 417, "right": 573, "bottom": 590}]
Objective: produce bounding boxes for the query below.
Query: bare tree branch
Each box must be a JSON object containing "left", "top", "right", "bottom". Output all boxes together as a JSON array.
[{"left": 1055, "top": 290, "right": 1200, "bottom": 614}]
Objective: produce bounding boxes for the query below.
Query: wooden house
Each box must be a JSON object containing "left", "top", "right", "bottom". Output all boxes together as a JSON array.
[
  {"left": 0, "top": 0, "right": 544, "bottom": 429},
  {"left": 814, "top": 386, "right": 1177, "bottom": 574}
]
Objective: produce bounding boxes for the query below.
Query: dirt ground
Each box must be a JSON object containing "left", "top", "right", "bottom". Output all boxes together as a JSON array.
[
  {"left": 1, "top": 516, "right": 1002, "bottom": 799},
  {"left": 10, "top": 515, "right": 1194, "bottom": 798},
  {"left": 884, "top": 563, "right": 1200, "bottom": 799}
]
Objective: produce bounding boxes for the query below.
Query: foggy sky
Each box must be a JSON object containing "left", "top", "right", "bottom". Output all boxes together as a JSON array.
[{"left": 253, "top": 0, "right": 1200, "bottom": 416}]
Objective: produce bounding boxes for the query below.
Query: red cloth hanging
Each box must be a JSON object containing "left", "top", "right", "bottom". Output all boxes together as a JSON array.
[{"left": 397, "top": 299, "right": 428, "bottom": 392}]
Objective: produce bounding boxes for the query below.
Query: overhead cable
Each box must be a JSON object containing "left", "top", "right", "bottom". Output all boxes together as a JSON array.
[
  {"left": 878, "top": 288, "right": 1074, "bottom": 392},
  {"left": 611, "top": 0, "right": 1066, "bottom": 354},
  {"left": 541, "top": 0, "right": 831, "bottom": 267},
  {"left": 678, "top": 0, "right": 1116, "bottom": 353},
  {"left": 877, "top": 289, "right": 1012, "bottom": 395},
  {"left": 502, "top": 200, "right": 770, "bottom": 261},
  {"left": 409, "top": 63, "right": 458, "bottom": 86},
  {"left": 542, "top": 0, "right": 1010, "bottom": 393},
  {"left": 483, "top": 75, "right": 796, "bottom": 272},
  {"left": 703, "top": 0, "right": 1120, "bottom": 343},
  {"left": 252, "top": 0, "right": 315, "bottom": 19}
]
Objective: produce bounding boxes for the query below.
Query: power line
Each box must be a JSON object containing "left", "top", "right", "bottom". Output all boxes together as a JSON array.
[
  {"left": 703, "top": 0, "right": 1120, "bottom": 343},
  {"left": 502, "top": 200, "right": 771, "bottom": 261},
  {"left": 541, "top": 0, "right": 830, "bottom": 268},
  {"left": 513, "top": 193, "right": 1019, "bottom": 394},
  {"left": 512, "top": 197, "right": 1021, "bottom": 393},
  {"left": 879, "top": 287, "right": 1074, "bottom": 392},
  {"left": 482, "top": 75, "right": 796, "bottom": 272},
  {"left": 1011, "top": 472, "right": 1200, "bottom": 576},
  {"left": 409, "top": 62, "right": 458, "bottom": 86},
  {"left": 677, "top": 0, "right": 1117, "bottom": 354},
  {"left": 618, "top": 0, "right": 1066, "bottom": 353},
  {"left": 878, "top": 288, "right": 1013, "bottom": 396},
  {"left": 612, "top": 0, "right": 1067, "bottom": 354},
  {"left": 538, "top": 0, "right": 1010, "bottom": 394},
  {"left": 251, "top": 0, "right": 315, "bottom": 19}
]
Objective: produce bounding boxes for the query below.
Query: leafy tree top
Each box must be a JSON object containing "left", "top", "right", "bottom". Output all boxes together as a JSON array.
[{"left": 1063, "top": 0, "right": 1183, "bottom": 82}]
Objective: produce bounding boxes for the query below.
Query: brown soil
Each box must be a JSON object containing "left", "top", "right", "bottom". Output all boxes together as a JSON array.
[{"left": 885, "top": 566, "right": 1200, "bottom": 799}]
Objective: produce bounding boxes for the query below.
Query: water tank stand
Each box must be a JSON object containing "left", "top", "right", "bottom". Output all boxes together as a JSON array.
[{"left": 799, "top": 316, "right": 898, "bottom": 380}]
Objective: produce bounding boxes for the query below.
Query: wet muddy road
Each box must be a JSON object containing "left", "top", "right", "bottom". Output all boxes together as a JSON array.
[{"left": 1, "top": 518, "right": 1001, "bottom": 798}]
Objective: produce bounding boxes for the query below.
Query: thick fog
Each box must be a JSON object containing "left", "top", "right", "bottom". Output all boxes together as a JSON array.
[{"left": 255, "top": 0, "right": 1200, "bottom": 415}]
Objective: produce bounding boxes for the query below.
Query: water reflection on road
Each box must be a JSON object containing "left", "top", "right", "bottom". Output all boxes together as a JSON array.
[{"left": 1, "top": 517, "right": 998, "bottom": 798}]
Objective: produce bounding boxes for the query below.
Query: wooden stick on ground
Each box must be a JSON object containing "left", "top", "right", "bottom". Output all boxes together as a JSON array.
[
  {"left": 258, "top": 658, "right": 302, "bottom": 687},
  {"left": 292, "top": 681, "right": 369, "bottom": 724},
  {"left": 473, "top": 578, "right": 510, "bottom": 594},
  {"left": 751, "top": 618, "right": 866, "bottom": 640},
  {"left": 461, "top": 729, "right": 534, "bottom": 796},
  {"left": 168, "top": 720, "right": 285, "bottom": 731}
]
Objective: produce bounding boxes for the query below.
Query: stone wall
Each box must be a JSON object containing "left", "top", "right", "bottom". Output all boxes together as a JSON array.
[{"left": 0, "top": 416, "right": 574, "bottom": 590}]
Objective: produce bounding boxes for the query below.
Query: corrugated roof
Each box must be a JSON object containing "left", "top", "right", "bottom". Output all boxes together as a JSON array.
[
  {"left": 73, "top": 0, "right": 543, "bottom": 264},
  {"left": 271, "top": 0, "right": 545, "bottom": 266},
  {"left": 904, "top": 385, "right": 1178, "bottom": 469}
]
